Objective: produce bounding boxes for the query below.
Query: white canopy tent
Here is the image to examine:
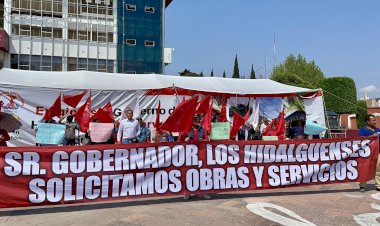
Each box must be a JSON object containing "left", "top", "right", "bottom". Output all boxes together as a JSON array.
[
  {"left": 0, "top": 68, "right": 318, "bottom": 95},
  {"left": 0, "top": 69, "right": 325, "bottom": 146}
]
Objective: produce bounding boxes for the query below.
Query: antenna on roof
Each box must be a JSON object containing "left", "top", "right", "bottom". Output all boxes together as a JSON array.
[{"left": 273, "top": 33, "right": 276, "bottom": 66}]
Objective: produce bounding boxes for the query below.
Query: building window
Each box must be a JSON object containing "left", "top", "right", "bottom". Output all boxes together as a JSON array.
[
  {"left": 145, "top": 40, "right": 155, "bottom": 47},
  {"left": 79, "top": 0, "right": 113, "bottom": 16},
  {"left": 68, "top": 58, "right": 114, "bottom": 73},
  {"left": 126, "top": 4, "right": 136, "bottom": 11},
  {"left": 144, "top": 6, "right": 154, "bottom": 13},
  {"left": 126, "top": 39, "right": 136, "bottom": 45},
  {"left": 11, "top": 54, "right": 62, "bottom": 71}
]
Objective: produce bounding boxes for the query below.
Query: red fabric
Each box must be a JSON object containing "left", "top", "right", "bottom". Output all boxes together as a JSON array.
[
  {"left": 262, "top": 119, "right": 278, "bottom": 136},
  {"left": 276, "top": 109, "right": 285, "bottom": 140},
  {"left": 90, "top": 108, "right": 113, "bottom": 123},
  {"left": 201, "top": 100, "right": 213, "bottom": 140},
  {"left": 63, "top": 90, "right": 87, "bottom": 108},
  {"left": 178, "top": 132, "right": 187, "bottom": 141},
  {"left": 244, "top": 108, "right": 251, "bottom": 121},
  {"left": 193, "top": 129, "right": 199, "bottom": 142},
  {"left": 220, "top": 96, "right": 227, "bottom": 122},
  {"left": 230, "top": 111, "right": 246, "bottom": 140},
  {"left": 0, "top": 137, "right": 376, "bottom": 209},
  {"left": 73, "top": 96, "right": 91, "bottom": 132},
  {"left": 43, "top": 95, "right": 61, "bottom": 121},
  {"left": 102, "top": 102, "right": 114, "bottom": 121},
  {"left": 155, "top": 101, "right": 161, "bottom": 132},
  {"left": 196, "top": 95, "right": 211, "bottom": 114},
  {"left": 0, "top": 129, "right": 10, "bottom": 146},
  {"left": 267, "top": 130, "right": 278, "bottom": 136},
  {"left": 160, "top": 96, "right": 197, "bottom": 133}
]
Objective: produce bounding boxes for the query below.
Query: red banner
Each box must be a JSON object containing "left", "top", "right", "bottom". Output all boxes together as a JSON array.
[{"left": 0, "top": 137, "right": 378, "bottom": 208}]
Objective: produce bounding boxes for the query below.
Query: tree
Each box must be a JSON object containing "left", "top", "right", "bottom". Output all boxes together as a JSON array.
[
  {"left": 318, "top": 77, "right": 357, "bottom": 114},
  {"left": 250, "top": 64, "right": 256, "bottom": 79},
  {"left": 210, "top": 69, "right": 214, "bottom": 77},
  {"left": 270, "top": 54, "right": 324, "bottom": 88},
  {"left": 179, "top": 69, "right": 201, "bottom": 77},
  {"left": 223, "top": 71, "right": 226, "bottom": 78},
  {"left": 232, "top": 55, "right": 240, "bottom": 78},
  {"left": 356, "top": 100, "right": 368, "bottom": 128},
  {"left": 199, "top": 71, "right": 204, "bottom": 77}
]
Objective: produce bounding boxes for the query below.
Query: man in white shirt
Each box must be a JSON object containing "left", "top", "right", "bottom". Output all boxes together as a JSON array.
[{"left": 117, "top": 109, "right": 140, "bottom": 144}]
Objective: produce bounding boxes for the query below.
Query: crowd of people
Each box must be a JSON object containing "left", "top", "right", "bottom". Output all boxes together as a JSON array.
[
  {"left": 32, "top": 106, "right": 326, "bottom": 147},
  {"left": 1, "top": 102, "right": 380, "bottom": 195}
]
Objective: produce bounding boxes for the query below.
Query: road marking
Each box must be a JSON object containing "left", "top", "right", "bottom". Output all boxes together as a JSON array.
[{"left": 246, "top": 202, "right": 316, "bottom": 226}]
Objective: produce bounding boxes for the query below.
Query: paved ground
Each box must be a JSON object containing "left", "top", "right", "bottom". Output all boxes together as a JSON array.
[{"left": 0, "top": 182, "right": 379, "bottom": 226}]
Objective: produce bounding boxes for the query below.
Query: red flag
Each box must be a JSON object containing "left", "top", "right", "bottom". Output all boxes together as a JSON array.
[
  {"left": 244, "top": 108, "right": 251, "bottom": 121},
  {"left": 73, "top": 96, "right": 91, "bottom": 132},
  {"left": 220, "top": 96, "right": 227, "bottom": 122},
  {"left": 196, "top": 95, "right": 211, "bottom": 114},
  {"left": 230, "top": 111, "right": 246, "bottom": 140},
  {"left": 276, "top": 109, "right": 285, "bottom": 140},
  {"left": 155, "top": 101, "right": 161, "bottom": 131},
  {"left": 201, "top": 100, "right": 213, "bottom": 140},
  {"left": 262, "top": 118, "right": 278, "bottom": 136},
  {"left": 63, "top": 90, "right": 87, "bottom": 108},
  {"left": 102, "top": 101, "right": 114, "bottom": 121},
  {"left": 43, "top": 95, "right": 61, "bottom": 121},
  {"left": 160, "top": 96, "right": 198, "bottom": 133},
  {"left": 90, "top": 107, "right": 113, "bottom": 123}
]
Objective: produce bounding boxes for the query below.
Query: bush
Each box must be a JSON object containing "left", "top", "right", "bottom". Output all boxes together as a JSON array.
[
  {"left": 319, "top": 77, "right": 357, "bottom": 114},
  {"left": 356, "top": 100, "right": 368, "bottom": 128}
]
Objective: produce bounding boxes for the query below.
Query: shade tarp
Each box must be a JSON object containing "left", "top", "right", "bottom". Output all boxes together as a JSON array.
[{"left": 0, "top": 68, "right": 318, "bottom": 95}]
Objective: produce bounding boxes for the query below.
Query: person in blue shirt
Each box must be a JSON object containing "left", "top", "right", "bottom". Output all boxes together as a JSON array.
[
  {"left": 137, "top": 118, "right": 151, "bottom": 143},
  {"left": 359, "top": 114, "right": 380, "bottom": 192}
]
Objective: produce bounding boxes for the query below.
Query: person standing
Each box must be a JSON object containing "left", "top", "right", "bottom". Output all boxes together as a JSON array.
[
  {"left": 359, "top": 114, "right": 380, "bottom": 192},
  {"left": 117, "top": 109, "right": 140, "bottom": 144},
  {"left": 59, "top": 114, "right": 80, "bottom": 146},
  {"left": 238, "top": 122, "right": 255, "bottom": 141},
  {"left": 137, "top": 118, "right": 151, "bottom": 143},
  {"left": 185, "top": 115, "right": 205, "bottom": 142}
]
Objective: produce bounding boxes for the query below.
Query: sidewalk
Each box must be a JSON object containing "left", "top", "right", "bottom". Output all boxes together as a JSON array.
[{"left": 0, "top": 182, "right": 377, "bottom": 226}]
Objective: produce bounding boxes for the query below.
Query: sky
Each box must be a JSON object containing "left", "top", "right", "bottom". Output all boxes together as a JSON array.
[{"left": 164, "top": 1, "right": 380, "bottom": 99}]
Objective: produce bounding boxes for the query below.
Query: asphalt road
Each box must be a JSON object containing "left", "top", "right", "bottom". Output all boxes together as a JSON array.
[{"left": 0, "top": 182, "right": 378, "bottom": 226}]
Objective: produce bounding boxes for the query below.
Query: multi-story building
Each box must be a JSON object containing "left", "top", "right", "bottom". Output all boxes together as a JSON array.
[{"left": 0, "top": 0, "right": 173, "bottom": 74}]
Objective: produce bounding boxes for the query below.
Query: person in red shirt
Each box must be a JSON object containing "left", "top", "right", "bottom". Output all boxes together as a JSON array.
[{"left": 0, "top": 129, "right": 10, "bottom": 146}]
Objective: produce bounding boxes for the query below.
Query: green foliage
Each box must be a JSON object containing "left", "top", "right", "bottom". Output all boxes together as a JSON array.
[
  {"left": 286, "top": 96, "right": 305, "bottom": 111},
  {"left": 179, "top": 69, "right": 201, "bottom": 77},
  {"left": 199, "top": 71, "right": 204, "bottom": 77},
  {"left": 223, "top": 71, "right": 226, "bottom": 78},
  {"left": 210, "top": 69, "right": 214, "bottom": 77},
  {"left": 356, "top": 100, "right": 368, "bottom": 128},
  {"left": 232, "top": 55, "right": 240, "bottom": 78},
  {"left": 270, "top": 54, "right": 324, "bottom": 88},
  {"left": 250, "top": 64, "right": 256, "bottom": 79},
  {"left": 319, "top": 77, "right": 357, "bottom": 114}
]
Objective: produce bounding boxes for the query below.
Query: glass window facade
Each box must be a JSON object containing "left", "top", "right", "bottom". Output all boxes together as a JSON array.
[
  {"left": 11, "top": 55, "right": 63, "bottom": 71},
  {"left": 117, "top": 0, "right": 163, "bottom": 74},
  {"left": 68, "top": 57, "right": 114, "bottom": 73}
]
